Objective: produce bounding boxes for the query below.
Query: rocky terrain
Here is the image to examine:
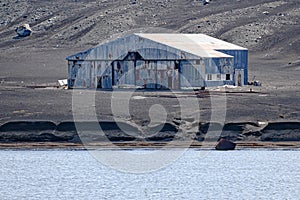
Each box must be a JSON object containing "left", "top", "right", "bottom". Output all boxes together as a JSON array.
[
  {"left": 0, "top": 0, "right": 298, "bottom": 54},
  {"left": 0, "top": 0, "right": 299, "bottom": 147},
  {"left": 0, "top": 0, "right": 299, "bottom": 85},
  {"left": 1, "top": 0, "right": 299, "bottom": 83}
]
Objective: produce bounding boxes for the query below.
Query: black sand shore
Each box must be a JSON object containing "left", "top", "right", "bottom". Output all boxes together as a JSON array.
[
  {"left": 1, "top": 142, "right": 300, "bottom": 150},
  {"left": 1, "top": 120, "right": 300, "bottom": 149}
]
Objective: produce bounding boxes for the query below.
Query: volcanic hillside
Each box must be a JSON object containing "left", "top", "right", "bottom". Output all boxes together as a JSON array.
[
  {"left": 0, "top": 0, "right": 299, "bottom": 57},
  {"left": 0, "top": 0, "right": 299, "bottom": 87}
]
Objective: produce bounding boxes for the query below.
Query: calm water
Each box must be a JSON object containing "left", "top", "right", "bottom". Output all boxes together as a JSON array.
[{"left": 0, "top": 149, "right": 299, "bottom": 200}]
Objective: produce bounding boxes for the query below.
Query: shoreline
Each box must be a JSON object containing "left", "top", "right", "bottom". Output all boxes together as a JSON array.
[
  {"left": 1, "top": 141, "right": 300, "bottom": 150},
  {"left": 1, "top": 121, "right": 300, "bottom": 150}
]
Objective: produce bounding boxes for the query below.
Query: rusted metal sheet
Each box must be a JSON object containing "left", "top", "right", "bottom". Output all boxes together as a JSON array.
[
  {"left": 157, "top": 61, "right": 180, "bottom": 89},
  {"left": 68, "top": 60, "right": 83, "bottom": 88},
  {"left": 113, "top": 61, "right": 135, "bottom": 86},
  {"left": 95, "top": 61, "right": 112, "bottom": 89},
  {"left": 136, "top": 61, "right": 156, "bottom": 89}
]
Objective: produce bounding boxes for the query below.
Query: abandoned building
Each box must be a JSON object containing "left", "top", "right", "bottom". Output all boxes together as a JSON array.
[{"left": 67, "top": 33, "right": 248, "bottom": 89}]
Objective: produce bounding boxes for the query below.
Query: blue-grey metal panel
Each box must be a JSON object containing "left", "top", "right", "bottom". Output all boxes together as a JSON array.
[
  {"left": 217, "top": 50, "right": 248, "bottom": 85},
  {"left": 156, "top": 61, "right": 168, "bottom": 89},
  {"left": 113, "top": 61, "right": 135, "bottom": 86},
  {"left": 70, "top": 61, "right": 92, "bottom": 88},
  {"left": 204, "top": 57, "right": 235, "bottom": 87},
  {"left": 180, "top": 60, "right": 205, "bottom": 88},
  {"left": 205, "top": 57, "right": 234, "bottom": 74}
]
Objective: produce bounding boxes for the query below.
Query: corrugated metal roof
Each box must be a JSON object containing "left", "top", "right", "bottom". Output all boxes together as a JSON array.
[
  {"left": 135, "top": 33, "right": 246, "bottom": 58},
  {"left": 67, "top": 33, "right": 247, "bottom": 60},
  {"left": 136, "top": 33, "right": 247, "bottom": 50}
]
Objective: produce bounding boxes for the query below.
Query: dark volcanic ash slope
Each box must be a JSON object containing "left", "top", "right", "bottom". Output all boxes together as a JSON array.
[{"left": 0, "top": 0, "right": 299, "bottom": 58}]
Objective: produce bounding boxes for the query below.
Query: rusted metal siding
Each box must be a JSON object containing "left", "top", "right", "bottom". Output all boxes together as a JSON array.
[
  {"left": 96, "top": 61, "right": 112, "bottom": 88},
  {"left": 158, "top": 61, "right": 180, "bottom": 89},
  {"left": 69, "top": 60, "right": 112, "bottom": 89},
  {"left": 136, "top": 61, "right": 157, "bottom": 89},
  {"left": 68, "top": 60, "right": 84, "bottom": 88},
  {"left": 113, "top": 61, "right": 135, "bottom": 86}
]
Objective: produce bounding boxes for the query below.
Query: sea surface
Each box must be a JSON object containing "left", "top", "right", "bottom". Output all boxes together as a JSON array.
[{"left": 0, "top": 149, "right": 299, "bottom": 200}]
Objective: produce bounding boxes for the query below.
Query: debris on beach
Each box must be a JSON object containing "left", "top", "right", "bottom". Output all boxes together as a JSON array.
[
  {"left": 15, "top": 24, "right": 32, "bottom": 38},
  {"left": 58, "top": 79, "right": 68, "bottom": 86},
  {"left": 58, "top": 79, "right": 68, "bottom": 89},
  {"left": 215, "top": 139, "right": 236, "bottom": 150},
  {"left": 248, "top": 76, "right": 262, "bottom": 86},
  {"left": 248, "top": 80, "right": 262, "bottom": 86},
  {"left": 263, "top": 11, "right": 269, "bottom": 15},
  {"left": 203, "top": 0, "right": 210, "bottom": 5}
]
